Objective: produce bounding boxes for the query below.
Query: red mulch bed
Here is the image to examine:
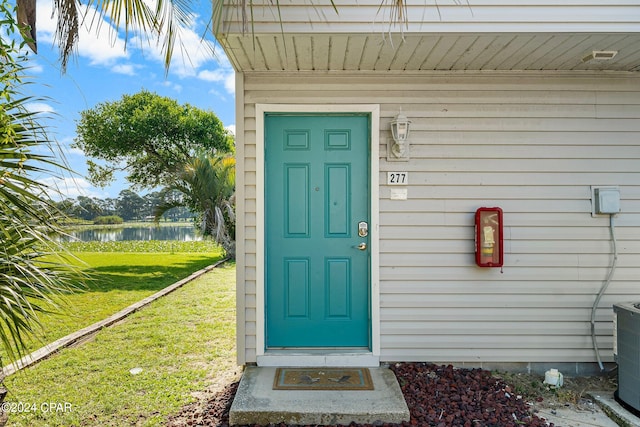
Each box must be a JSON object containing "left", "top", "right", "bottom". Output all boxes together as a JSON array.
[{"left": 168, "top": 362, "right": 552, "bottom": 427}]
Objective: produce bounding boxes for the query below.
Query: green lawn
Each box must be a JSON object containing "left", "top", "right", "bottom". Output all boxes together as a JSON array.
[
  {"left": 3, "top": 241, "right": 224, "bottom": 361},
  {"left": 4, "top": 262, "right": 236, "bottom": 426}
]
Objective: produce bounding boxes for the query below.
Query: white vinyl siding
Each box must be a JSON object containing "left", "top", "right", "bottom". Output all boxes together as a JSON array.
[{"left": 236, "top": 71, "right": 640, "bottom": 364}]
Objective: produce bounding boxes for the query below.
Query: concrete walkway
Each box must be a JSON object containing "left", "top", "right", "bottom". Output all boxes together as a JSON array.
[
  {"left": 591, "top": 391, "right": 640, "bottom": 427},
  {"left": 523, "top": 390, "right": 640, "bottom": 427},
  {"left": 536, "top": 402, "right": 621, "bottom": 427},
  {"left": 229, "top": 366, "right": 410, "bottom": 426}
]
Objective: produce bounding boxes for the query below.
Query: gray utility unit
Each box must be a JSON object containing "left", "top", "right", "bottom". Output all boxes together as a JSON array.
[{"left": 613, "top": 302, "right": 640, "bottom": 414}]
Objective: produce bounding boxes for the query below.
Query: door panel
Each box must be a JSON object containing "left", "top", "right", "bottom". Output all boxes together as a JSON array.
[
  {"left": 326, "top": 164, "right": 350, "bottom": 236},
  {"left": 265, "top": 114, "right": 370, "bottom": 348},
  {"left": 326, "top": 257, "right": 350, "bottom": 318},
  {"left": 285, "top": 164, "right": 310, "bottom": 236}
]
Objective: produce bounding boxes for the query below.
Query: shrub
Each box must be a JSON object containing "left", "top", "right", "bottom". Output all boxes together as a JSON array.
[{"left": 93, "top": 215, "right": 124, "bottom": 225}]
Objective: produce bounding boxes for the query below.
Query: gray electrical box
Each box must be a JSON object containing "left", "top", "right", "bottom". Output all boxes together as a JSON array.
[{"left": 591, "top": 186, "right": 620, "bottom": 216}]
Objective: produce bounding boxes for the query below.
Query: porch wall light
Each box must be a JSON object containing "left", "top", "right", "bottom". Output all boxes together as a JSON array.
[{"left": 388, "top": 111, "right": 411, "bottom": 161}]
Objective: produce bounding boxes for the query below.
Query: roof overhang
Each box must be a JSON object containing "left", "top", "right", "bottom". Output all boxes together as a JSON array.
[
  {"left": 219, "top": 32, "right": 640, "bottom": 72},
  {"left": 216, "top": 1, "right": 640, "bottom": 72}
]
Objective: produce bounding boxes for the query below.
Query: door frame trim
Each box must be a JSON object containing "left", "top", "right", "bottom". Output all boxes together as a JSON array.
[{"left": 255, "top": 104, "right": 380, "bottom": 365}]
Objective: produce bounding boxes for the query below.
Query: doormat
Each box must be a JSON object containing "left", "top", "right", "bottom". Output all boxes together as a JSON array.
[{"left": 273, "top": 367, "right": 374, "bottom": 390}]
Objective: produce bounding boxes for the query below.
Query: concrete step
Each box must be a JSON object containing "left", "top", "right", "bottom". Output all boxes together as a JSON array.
[{"left": 229, "top": 366, "right": 410, "bottom": 426}]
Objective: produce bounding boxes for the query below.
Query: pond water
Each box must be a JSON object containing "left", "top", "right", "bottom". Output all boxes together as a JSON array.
[{"left": 68, "top": 225, "right": 202, "bottom": 242}]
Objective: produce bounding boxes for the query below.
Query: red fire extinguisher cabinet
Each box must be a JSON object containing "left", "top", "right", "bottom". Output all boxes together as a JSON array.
[{"left": 475, "top": 207, "right": 503, "bottom": 267}]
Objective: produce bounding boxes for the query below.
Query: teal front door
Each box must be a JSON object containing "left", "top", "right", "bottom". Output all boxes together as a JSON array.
[{"left": 265, "top": 114, "right": 370, "bottom": 348}]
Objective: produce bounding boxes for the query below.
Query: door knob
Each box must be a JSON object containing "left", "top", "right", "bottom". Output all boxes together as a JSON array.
[{"left": 355, "top": 242, "right": 367, "bottom": 251}]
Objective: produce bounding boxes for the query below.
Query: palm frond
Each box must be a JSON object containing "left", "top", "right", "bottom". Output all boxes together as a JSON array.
[
  {"left": 52, "top": 0, "right": 79, "bottom": 72},
  {"left": 157, "top": 153, "right": 236, "bottom": 258},
  {"left": 0, "top": 10, "right": 87, "bottom": 364},
  {"left": 81, "top": 0, "right": 194, "bottom": 73}
]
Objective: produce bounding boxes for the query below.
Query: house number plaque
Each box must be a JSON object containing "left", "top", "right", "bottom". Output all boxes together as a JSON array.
[{"left": 387, "top": 172, "right": 408, "bottom": 185}]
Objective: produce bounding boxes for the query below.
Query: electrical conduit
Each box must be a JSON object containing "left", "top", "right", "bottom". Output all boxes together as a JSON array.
[{"left": 591, "top": 214, "right": 618, "bottom": 372}]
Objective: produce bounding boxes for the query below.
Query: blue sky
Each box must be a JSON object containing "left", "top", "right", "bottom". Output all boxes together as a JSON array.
[{"left": 26, "top": 0, "right": 236, "bottom": 200}]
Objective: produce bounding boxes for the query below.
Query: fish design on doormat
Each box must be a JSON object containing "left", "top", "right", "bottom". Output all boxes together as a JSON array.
[{"left": 273, "top": 368, "right": 374, "bottom": 390}]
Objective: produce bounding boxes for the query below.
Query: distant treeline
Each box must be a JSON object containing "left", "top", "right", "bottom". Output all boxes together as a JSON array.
[{"left": 55, "top": 189, "right": 193, "bottom": 223}]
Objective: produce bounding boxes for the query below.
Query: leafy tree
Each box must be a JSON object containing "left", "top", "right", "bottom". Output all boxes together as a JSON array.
[
  {"left": 98, "top": 197, "right": 117, "bottom": 217},
  {"left": 155, "top": 153, "right": 236, "bottom": 258},
  {"left": 116, "top": 189, "right": 146, "bottom": 221},
  {"left": 0, "top": 2, "right": 84, "bottom": 363},
  {"left": 54, "top": 198, "right": 77, "bottom": 216},
  {"left": 142, "top": 191, "right": 163, "bottom": 218},
  {"left": 153, "top": 189, "right": 193, "bottom": 222},
  {"left": 74, "top": 90, "right": 232, "bottom": 190},
  {"left": 76, "top": 195, "right": 103, "bottom": 220}
]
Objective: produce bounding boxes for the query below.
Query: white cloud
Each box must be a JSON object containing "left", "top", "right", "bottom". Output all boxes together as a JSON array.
[
  {"left": 67, "top": 146, "right": 86, "bottom": 156},
  {"left": 42, "top": 176, "right": 106, "bottom": 200},
  {"left": 124, "top": 8, "right": 226, "bottom": 79},
  {"left": 28, "top": 62, "right": 44, "bottom": 74},
  {"left": 131, "top": 15, "right": 217, "bottom": 77},
  {"left": 58, "top": 136, "right": 86, "bottom": 157},
  {"left": 161, "top": 80, "right": 183, "bottom": 93},
  {"left": 225, "top": 124, "right": 236, "bottom": 135},
  {"left": 80, "top": 32, "right": 129, "bottom": 65},
  {"left": 198, "top": 69, "right": 226, "bottom": 81},
  {"left": 224, "top": 71, "right": 235, "bottom": 94},
  {"left": 25, "top": 102, "right": 55, "bottom": 113},
  {"left": 37, "top": 0, "right": 233, "bottom": 93},
  {"left": 35, "top": 1, "right": 56, "bottom": 37},
  {"left": 198, "top": 68, "right": 235, "bottom": 94},
  {"left": 111, "top": 63, "right": 137, "bottom": 75},
  {"left": 37, "top": 0, "right": 130, "bottom": 66}
]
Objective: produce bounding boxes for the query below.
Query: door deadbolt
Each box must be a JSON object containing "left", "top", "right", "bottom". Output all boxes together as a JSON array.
[{"left": 358, "top": 221, "right": 368, "bottom": 237}]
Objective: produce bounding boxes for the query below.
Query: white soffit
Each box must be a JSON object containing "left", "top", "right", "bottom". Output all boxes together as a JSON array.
[
  {"left": 220, "top": 33, "right": 640, "bottom": 72},
  {"left": 218, "top": 1, "right": 640, "bottom": 72}
]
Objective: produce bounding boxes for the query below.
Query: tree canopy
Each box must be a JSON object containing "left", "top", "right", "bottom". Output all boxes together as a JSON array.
[{"left": 74, "top": 90, "right": 233, "bottom": 190}]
